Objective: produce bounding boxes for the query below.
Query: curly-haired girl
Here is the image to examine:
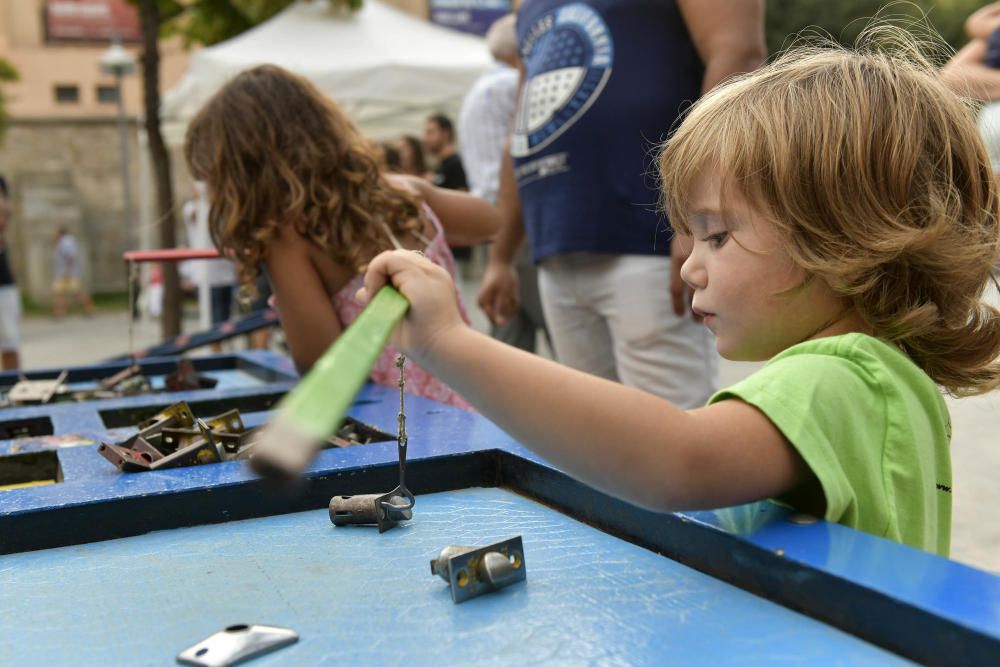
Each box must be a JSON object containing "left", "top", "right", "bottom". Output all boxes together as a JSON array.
[
  {"left": 359, "top": 35, "right": 1000, "bottom": 554},
  {"left": 185, "top": 65, "right": 499, "bottom": 407}
]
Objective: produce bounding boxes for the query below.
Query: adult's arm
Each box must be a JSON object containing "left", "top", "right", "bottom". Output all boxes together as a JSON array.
[
  {"left": 477, "top": 144, "right": 526, "bottom": 325},
  {"left": 389, "top": 175, "right": 500, "bottom": 246},
  {"left": 478, "top": 57, "right": 527, "bottom": 326},
  {"left": 940, "top": 39, "right": 1000, "bottom": 101},
  {"left": 966, "top": 2, "right": 1000, "bottom": 40},
  {"left": 678, "top": 0, "right": 767, "bottom": 93}
]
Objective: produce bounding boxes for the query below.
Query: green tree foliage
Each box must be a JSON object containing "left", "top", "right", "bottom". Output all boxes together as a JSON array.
[
  {"left": 0, "top": 57, "right": 19, "bottom": 141},
  {"left": 160, "top": 0, "right": 293, "bottom": 47},
  {"left": 766, "top": 0, "right": 986, "bottom": 56}
]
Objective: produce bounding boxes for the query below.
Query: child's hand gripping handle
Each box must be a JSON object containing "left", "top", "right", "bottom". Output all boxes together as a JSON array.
[{"left": 249, "top": 286, "right": 409, "bottom": 480}]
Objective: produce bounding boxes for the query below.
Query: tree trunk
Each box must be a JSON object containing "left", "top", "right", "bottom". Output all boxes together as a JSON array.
[{"left": 139, "top": 0, "right": 181, "bottom": 338}]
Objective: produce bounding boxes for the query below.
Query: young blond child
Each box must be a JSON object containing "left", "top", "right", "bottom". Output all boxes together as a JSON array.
[
  {"left": 358, "top": 40, "right": 1000, "bottom": 556},
  {"left": 184, "top": 65, "right": 499, "bottom": 408}
]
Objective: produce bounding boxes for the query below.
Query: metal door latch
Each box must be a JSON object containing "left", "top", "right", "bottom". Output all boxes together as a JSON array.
[
  {"left": 329, "top": 489, "right": 414, "bottom": 533},
  {"left": 176, "top": 624, "right": 297, "bottom": 666},
  {"left": 328, "top": 354, "right": 415, "bottom": 533},
  {"left": 430, "top": 536, "right": 526, "bottom": 603}
]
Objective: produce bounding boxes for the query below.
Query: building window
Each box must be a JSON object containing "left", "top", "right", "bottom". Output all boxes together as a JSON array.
[
  {"left": 96, "top": 85, "right": 119, "bottom": 104},
  {"left": 54, "top": 85, "right": 79, "bottom": 104}
]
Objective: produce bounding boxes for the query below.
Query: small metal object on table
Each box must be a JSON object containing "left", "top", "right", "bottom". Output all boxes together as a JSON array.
[
  {"left": 6, "top": 370, "right": 69, "bottom": 405},
  {"left": 329, "top": 354, "right": 415, "bottom": 532},
  {"left": 176, "top": 623, "right": 298, "bottom": 666},
  {"left": 430, "top": 536, "right": 526, "bottom": 603}
]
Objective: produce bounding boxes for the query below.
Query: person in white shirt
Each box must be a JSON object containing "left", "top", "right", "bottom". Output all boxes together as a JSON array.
[
  {"left": 462, "top": 15, "right": 550, "bottom": 353},
  {"left": 459, "top": 16, "right": 520, "bottom": 204}
]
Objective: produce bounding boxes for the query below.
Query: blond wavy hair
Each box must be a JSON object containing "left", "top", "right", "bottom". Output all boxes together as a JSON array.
[
  {"left": 184, "top": 65, "right": 425, "bottom": 292},
  {"left": 660, "top": 33, "right": 1000, "bottom": 396}
]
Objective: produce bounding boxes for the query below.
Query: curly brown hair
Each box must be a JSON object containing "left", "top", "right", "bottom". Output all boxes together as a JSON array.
[
  {"left": 184, "top": 65, "right": 425, "bottom": 291},
  {"left": 660, "top": 32, "right": 1000, "bottom": 396}
]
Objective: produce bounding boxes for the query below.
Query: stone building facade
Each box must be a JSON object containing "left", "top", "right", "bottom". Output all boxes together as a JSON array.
[
  {"left": 0, "top": 0, "right": 190, "bottom": 305},
  {"left": 0, "top": 0, "right": 484, "bottom": 304}
]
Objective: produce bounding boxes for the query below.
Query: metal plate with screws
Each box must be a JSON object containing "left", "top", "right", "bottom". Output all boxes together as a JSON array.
[
  {"left": 6, "top": 370, "right": 69, "bottom": 404},
  {"left": 176, "top": 624, "right": 298, "bottom": 666},
  {"left": 431, "top": 536, "right": 526, "bottom": 603}
]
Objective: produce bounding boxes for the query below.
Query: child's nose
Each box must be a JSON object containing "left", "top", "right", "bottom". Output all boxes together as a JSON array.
[{"left": 679, "top": 251, "right": 706, "bottom": 291}]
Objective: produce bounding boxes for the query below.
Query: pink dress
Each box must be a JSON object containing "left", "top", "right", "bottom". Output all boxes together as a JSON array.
[{"left": 331, "top": 205, "right": 473, "bottom": 409}]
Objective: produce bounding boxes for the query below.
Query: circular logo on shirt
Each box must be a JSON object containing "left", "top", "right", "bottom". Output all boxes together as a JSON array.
[{"left": 512, "top": 3, "right": 614, "bottom": 158}]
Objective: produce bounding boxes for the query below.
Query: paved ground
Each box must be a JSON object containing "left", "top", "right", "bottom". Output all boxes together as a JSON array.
[{"left": 10, "top": 294, "right": 1000, "bottom": 575}]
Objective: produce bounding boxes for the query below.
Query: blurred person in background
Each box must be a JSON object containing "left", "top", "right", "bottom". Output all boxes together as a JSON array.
[
  {"left": 479, "top": 0, "right": 766, "bottom": 408},
  {"left": 425, "top": 112, "right": 473, "bottom": 266},
  {"left": 0, "top": 175, "right": 20, "bottom": 370},
  {"left": 380, "top": 141, "right": 402, "bottom": 172},
  {"left": 461, "top": 14, "right": 549, "bottom": 354},
  {"left": 425, "top": 113, "right": 468, "bottom": 192},
  {"left": 182, "top": 182, "right": 237, "bottom": 351},
  {"left": 395, "top": 135, "right": 429, "bottom": 178},
  {"left": 51, "top": 227, "right": 94, "bottom": 318},
  {"left": 940, "top": 0, "right": 1000, "bottom": 308},
  {"left": 941, "top": 0, "right": 1000, "bottom": 168}
]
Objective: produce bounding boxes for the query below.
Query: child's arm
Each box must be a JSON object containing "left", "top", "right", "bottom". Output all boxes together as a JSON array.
[
  {"left": 390, "top": 175, "right": 501, "bottom": 247},
  {"left": 361, "top": 250, "right": 812, "bottom": 513},
  {"left": 264, "top": 226, "right": 344, "bottom": 375}
]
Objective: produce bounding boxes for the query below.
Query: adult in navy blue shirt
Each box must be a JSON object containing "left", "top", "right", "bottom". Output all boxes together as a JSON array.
[{"left": 479, "top": 0, "right": 765, "bottom": 408}]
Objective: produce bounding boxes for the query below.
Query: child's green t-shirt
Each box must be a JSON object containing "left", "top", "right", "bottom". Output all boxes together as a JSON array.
[{"left": 709, "top": 333, "right": 952, "bottom": 555}]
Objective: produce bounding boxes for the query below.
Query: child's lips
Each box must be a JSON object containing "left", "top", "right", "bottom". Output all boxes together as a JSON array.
[{"left": 692, "top": 306, "right": 715, "bottom": 326}]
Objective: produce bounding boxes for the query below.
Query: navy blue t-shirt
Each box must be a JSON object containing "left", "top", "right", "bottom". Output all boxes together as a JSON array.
[{"left": 513, "top": 0, "right": 703, "bottom": 262}]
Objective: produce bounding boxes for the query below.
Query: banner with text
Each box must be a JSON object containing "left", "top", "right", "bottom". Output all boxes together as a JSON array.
[{"left": 429, "top": 0, "right": 511, "bottom": 36}]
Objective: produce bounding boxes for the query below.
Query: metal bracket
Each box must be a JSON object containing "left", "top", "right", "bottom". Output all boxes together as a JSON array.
[
  {"left": 97, "top": 439, "right": 156, "bottom": 472},
  {"left": 430, "top": 536, "right": 526, "bottom": 603},
  {"left": 137, "top": 402, "right": 197, "bottom": 440},
  {"left": 6, "top": 370, "right": 69, "bottom": 404},
  {"left": 99, "top": 405, "right": 389, "bottom": 474},
  {"left": 150, "top": 436, "right": 222, "bottom": 470}
]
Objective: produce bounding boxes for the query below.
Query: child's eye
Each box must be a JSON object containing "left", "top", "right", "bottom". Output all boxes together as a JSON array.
[{"left": 701, "top": 232, "right": 729, "bottom": 248}]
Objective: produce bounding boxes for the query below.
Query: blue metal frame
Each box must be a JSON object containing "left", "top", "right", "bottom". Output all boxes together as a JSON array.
[
  {"left": 102, "top": 307, "right": 281, "bottom": 361},
  {"left": 0, "top": 381, "right": 998, "bottom": 665}
]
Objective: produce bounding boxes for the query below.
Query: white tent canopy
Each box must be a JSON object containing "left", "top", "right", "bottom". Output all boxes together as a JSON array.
[{"left": 162, "top": 0, "right": 493, "bottom": 140}]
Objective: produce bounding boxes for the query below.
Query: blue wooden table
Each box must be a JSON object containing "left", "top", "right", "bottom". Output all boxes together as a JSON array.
[{"left": 0, "top": 367, "right": 998, "bottom": 666}]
